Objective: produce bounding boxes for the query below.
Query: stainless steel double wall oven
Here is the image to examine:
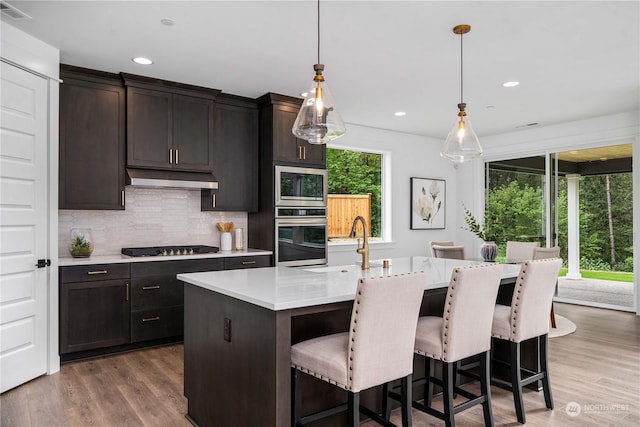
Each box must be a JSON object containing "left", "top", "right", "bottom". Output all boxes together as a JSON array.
[{"left": 274, "top": 166, "right": 328, "bottom": 266}]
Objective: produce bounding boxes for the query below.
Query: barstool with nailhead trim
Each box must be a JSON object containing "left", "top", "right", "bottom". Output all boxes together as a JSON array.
[
  {"left": 291, "top": 272, "right": 426, "bottom": 427},
  {"left": 490, "top": 258, "right": 563, "bottom": 424},
  {"left": 409, "top": 263, "right": 504, "bottom": 427}
]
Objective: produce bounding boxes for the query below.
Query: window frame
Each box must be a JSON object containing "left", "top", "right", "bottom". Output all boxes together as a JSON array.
[{"left": 325, "top": 143, "right": 392, "bottom": 246}]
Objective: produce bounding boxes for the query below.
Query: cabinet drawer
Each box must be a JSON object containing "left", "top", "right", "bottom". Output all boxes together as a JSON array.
[
  {"left": 224, "top": 255, "right": 272, "bottom": 270},
  {"left": 130, "top": 277, "right": 183, "bottom": 311},
  {"left": 60, "top": 263, "right": 130, "bottom": 283},
  {"left": 131, "top": 258, "right": 224, "bottom": 277},
  {"left": 131, "top": 306, "right": 183, "bottom": 342}
]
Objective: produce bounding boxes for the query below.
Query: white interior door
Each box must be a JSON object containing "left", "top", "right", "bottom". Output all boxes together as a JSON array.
[{"left": 0, "top": 61, "right": 49, "bottom": 393}]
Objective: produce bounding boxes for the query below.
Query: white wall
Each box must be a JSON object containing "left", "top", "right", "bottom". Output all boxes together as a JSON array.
[
  {"left": 327, "top": 123, "right": 459, "bottom": 265},
  {"left": 455, "top": 111, "right": 640, "bottom": 314}
]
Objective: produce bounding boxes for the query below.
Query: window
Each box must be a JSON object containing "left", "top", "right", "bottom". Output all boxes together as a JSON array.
[{"left": 326, "top": 147, "right": 383, "bottom": 242}]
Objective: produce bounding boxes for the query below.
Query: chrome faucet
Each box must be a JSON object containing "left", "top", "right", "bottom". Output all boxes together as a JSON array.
[{"left": 350, "top": 216, "right": 370, "bottom": 270}]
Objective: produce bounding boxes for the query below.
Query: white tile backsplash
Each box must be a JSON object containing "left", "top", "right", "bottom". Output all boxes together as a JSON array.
[{"left": 59, "top": 187, "right": 248, "bottom": 256}]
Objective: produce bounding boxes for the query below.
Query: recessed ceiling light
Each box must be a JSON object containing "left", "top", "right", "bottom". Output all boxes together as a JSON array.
[
  {"left": 132, "top": 57, "right": 153, "bottom": 65},
  {"left": 160, "top": 18, "right": 175, "bottom": 26},
  {"left": 502, "top": 81, "right": 520, "bottom": 88},
  {"left": 394, "top": 111, "right": 407, "bottom": 116}
]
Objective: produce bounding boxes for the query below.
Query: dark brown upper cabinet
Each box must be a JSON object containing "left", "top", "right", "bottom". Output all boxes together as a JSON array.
[
  {"left": 258, "top": 93, "right": 326, "bottom": 168},
  {"left": 201, "top": 94, "right": 259, "bottom": 212},
  {"left": 122, "top": 73, "right": 220, "bottom": 173},
  {"left": 59, "top": 65, "right": 126, "bottom": 210}
]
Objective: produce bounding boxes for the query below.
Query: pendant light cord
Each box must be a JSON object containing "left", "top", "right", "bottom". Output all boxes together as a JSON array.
[
  {"left": 460, "top": 32, "right": 464, "bottom": 104},
  {"left": 317, "top": 0, "right": 321, "bottom": 64}
]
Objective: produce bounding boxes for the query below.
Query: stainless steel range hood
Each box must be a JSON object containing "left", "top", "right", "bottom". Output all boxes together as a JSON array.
[{"left": 126, "top": 168, "right": 218, "bottom": 190}]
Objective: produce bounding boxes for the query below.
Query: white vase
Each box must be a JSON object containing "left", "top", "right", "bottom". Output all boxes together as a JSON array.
[{"left": 220, "top": 232, "right": 232, "bottom": 251}]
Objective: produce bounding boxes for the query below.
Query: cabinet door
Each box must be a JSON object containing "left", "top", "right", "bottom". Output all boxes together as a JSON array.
[
  {"left": 173, "top": 94, "right": 215, "bottom": 172},
  {"left": 59, "top": 279, "right": 130, "bottom": 353},
  {"left": 273, "top": 105, "right": 303, "bottom": 164},
  {"left": 59, "top": 75, "right": 125, "bottom": 209},
  {"left": 202, "top": 103, "right": 258, "bottom": 211},
  {"left": 127, "top": 86, "right": 173, "bottom": 169},
  {"left": 273, "top": 104, "right": 326, "bottom": 167}
]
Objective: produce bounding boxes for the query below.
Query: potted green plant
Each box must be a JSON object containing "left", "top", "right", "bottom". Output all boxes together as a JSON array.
[
  {"left": 69, "top": 228, "right": 93, "bottom": 258},
  {"left": 462, "top": 205, "right": 497, "bottom": 262}
]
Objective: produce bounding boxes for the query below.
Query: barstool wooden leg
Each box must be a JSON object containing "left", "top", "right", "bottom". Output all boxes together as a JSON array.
[
  {"left": 540, "top": 334, "right": 554, "bottom": 409},
  {"left": 550, "top": 304, "right": 557, "bottom": 328},
  {"left": 442, "top": 362, "right": 455, "bottom": 427},
  {"left": 510, "top": 342, "right": 526, "bottom": 424},
  {"left": 291, "top": 368, "right": 301, "bottom": 427},
  {"left": 480, "top": 350, "right": 494, "bottom": 427},
  {"left": 347, "top": 391, "right": 360, "bottom": 427},
  {"left": 424, "top": 357, "right": 434, "bottom": 407},
  {"left": 382, "top": 382, "right": 392, "bottom": 421},
  {"left": 400, "top": 375, "right": 412, "bottom": 427}
]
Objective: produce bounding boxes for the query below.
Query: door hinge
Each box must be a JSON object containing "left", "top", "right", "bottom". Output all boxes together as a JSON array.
[{"left": 36, "top": 259, "right": 51, "bottom": 268}]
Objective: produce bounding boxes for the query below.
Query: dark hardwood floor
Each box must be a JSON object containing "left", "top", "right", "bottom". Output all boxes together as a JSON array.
[{"left": 1, "top": 303, "right": 639, "bottom": 426}]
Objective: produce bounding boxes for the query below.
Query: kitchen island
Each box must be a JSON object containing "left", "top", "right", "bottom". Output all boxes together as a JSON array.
[{"left": 178, "top": 257, "right": 521, "bottom": 427}]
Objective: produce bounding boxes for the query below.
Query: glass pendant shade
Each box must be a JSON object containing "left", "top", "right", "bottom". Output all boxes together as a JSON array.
[
  {"left": 440, "top": 104, "right": 483, "bottom": 163},
  {"left": 292, "top": 65, "right": 346, "bottom": 145}
]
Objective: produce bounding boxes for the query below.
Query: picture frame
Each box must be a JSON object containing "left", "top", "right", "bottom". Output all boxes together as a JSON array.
[{"left": 410, "top": 177, "right": 445, "bottom": 230}]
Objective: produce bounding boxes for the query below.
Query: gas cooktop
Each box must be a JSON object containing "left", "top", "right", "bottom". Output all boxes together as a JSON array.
[{"left": 122, "top": 245, "right": 219, "bottom": 257}]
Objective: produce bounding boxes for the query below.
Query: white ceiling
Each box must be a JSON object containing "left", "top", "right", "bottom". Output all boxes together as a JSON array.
[{"left": 3, "top": 0, "right": 639, "bottom": 139}]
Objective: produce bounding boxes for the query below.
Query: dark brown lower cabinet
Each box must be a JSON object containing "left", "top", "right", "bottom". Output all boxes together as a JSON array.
[
  {"left": 129, "top": 258, "right": 224, "bottom": 343},
  {"left": 60, "top": 256, "right": 271, "bottom": 360},
  {"left": 59, "top": 278, "right": 130, "bottom": 354}
]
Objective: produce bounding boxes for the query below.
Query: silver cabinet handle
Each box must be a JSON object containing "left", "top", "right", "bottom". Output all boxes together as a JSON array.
[
  {"left": 142, "top": 285, "right": 160, "bottom": 290},
  {"left": 121, "top": 190, "right": 125, "bottom": 207},
  {"left": 242, "top": 261, "right": 257, "bottom": 265},
  {"left": 175, "top": 149, "right": 179, "bottom": 164},
  {"left": 169, "top": 148, "right": 173, "bottom": 164},
  {"left": 87, "top": 270, "right": 108, "bottom": 275},
  {"left": 142, "top": 316, "right": 160, "bottom": 322},
  {"left": 125, "top": 283, "right": 129, "bottom": 301},
  {"left": 212, "top": 193, "right": 216, "bottom": 208},
  {"left": 303, "top": 146, "right": 306, "bottom": 160}
]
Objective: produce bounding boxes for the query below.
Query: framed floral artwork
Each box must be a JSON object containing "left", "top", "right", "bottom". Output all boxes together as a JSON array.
[{"left": 411, "top": 177, "right": 445, "bottom": 229}]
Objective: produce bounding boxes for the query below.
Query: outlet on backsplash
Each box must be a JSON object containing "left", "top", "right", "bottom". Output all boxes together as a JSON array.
[{"left": 59, "top": 187, "right": 248, "bottom": 256}]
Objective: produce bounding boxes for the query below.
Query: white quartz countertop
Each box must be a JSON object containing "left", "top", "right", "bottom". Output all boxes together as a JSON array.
[
  {"left": 178, "top": 257, "right": 521, "bottom": 311},
  {"left": 59, "top": 249, "right": 272, "bottom": 266}
]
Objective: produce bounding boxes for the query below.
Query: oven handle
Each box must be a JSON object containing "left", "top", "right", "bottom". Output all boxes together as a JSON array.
[{"left": 275, "top": 218, "right": 327, "bottom": 226}]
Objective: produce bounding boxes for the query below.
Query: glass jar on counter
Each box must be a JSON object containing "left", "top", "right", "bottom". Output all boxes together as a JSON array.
[{"left": 69, "top": 228, "right": 94, "bottom": 258}]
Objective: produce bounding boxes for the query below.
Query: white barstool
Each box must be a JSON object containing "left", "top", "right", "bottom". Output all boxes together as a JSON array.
[
  {"left": 505, "top": 241, "right": 540, "bottom": 263},
  {"left": 409, "top": 264, "right": 504, "bottom": 427},
  {"left": 429, "top": 241, "right": 453, "bottom": 257},
  {"left": 533, "top": 246, "right": 561, "bottom": 327},
  {"left": 431, "top": 245, "right": 466, "bottom": 260},
  {"left": 291, "top": 272, "right": 426, "bottom": 427},
  {"left": 491, "top": 258, "right": 563, "bottom": 424}
]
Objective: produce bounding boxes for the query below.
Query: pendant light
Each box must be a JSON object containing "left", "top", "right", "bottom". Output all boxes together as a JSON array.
[
  {"left": 440, "top": 24, "right": 483, "bottom": 163},
  {"left": 292, "top": 0, "right": 346, "bottom": 145}
]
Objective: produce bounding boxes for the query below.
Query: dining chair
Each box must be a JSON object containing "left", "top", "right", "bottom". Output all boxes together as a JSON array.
[
  {"left": 505, "top": 241, "right": 540, "bottom": 263},
  {"left": 429, "top": 241, "right": 453, "bottom": 257},
  {"left": 533, "top": 246, "right": 561, "bottom": 327},
  {"left": 291, "top": 272, "right": 426, "bottom": 427},
  {"left": 490, "top": 258, "right": 563, "bottom": 424},
  {"left": 432, "top": 245, "right": 466, "bottom": 260},
  {"left": 409, "top": 263, "right": 504, "bottom": 427}
]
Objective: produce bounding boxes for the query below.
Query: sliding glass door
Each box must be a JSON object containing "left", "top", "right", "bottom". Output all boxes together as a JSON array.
[{"left": 486, "top": 144, "right": 634, "bottom": 311}]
